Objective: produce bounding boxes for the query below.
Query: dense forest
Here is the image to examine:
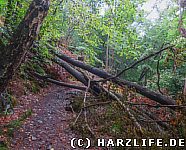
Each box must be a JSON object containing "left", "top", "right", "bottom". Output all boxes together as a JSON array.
[{"left": 0, "top": 0, "right": 186, "bottom": 149}]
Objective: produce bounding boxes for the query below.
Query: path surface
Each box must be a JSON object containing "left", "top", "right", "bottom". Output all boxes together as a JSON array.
[{"left": 10, "top": 87, "right": 79, "bottom": 150}]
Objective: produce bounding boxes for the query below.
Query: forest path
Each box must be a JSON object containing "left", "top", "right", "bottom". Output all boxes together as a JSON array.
[{"left": 9, "top": 86, "right": 79, "bottom": 150}]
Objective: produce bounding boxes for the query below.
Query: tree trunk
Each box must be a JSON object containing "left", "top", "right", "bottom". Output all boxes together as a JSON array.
[
  {"left": 51, "top": 58, "right": 103, "bottom": 95},
  {"left": 184, "top": 78, "right": 186, "bottom": 101},
  {"left": 0, "top": 0, "right": 50, "bottom": 93},
  {"left": 49, "top": 47, "right": 176, "bottom": 106},
  {"left": 30, "top": 72, "right": 87, "bottom": 91},
  {"left": 105, "top": 34, "right": 109, "bottom": 71}
]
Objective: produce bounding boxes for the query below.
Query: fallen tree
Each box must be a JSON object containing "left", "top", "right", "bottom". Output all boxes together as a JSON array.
[
  {"left": 28, "top": 49, "right": 175, "bottom": 130},
  {"left": 30, "top": 59, "right": 129, "bottom": 104},
  {"left": 29, "top": 71, "right": 87, "bottom": 91},
  {"left": 48, "top": 44, "right": 176, "bottom": 107},
  {"left": 51, "top": 58, "right": 102, "bottom": 95},
  {"left": 44, "top": 58, "right": 145, "bottom": 131}
]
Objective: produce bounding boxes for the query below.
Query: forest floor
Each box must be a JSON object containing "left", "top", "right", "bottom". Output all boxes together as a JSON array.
[
  {"left": 10, "top": 86, "right": 76, "bottom": 150},
  {"left": 0, "top": 84, "right": 84, "bottom": 150},
  {"left": 0, "top": 69, "right": 179, "bottom": 149}
]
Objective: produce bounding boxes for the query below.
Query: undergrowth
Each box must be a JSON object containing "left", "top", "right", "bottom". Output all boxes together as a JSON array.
[{"left": 70, "top": 91, "right": 186, "bottom": 150}]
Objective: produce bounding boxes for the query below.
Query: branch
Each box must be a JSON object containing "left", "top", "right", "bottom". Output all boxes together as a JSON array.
[
  {"left": 48, "top": 45, "right": 176, "bottom": 107},
  {"left": 126, "top": 101, "right": 186, "bottom": 109},
  {"left": 83, "top": 76, "right": 95, "bottom": 136},
  {"left": 156, "top": 44, "right": 164, "bottom": 95},
  {"left": 29, "top": 71, "right": 87, "bottom": 91},
  {"left": 138, "top": 119, "right": 170, "bottom": 123},
  {"left": 157, "top": 58, "right": 163, "bottom": 94},
  {"left": 82, "top": 101, "right": 112, "bottom": 109},
  {"left": 131, "top": 106, "right": 169, "bottom": 130},
  {"left": 95, "top": 45, "right": 174, "bottom": 82}
]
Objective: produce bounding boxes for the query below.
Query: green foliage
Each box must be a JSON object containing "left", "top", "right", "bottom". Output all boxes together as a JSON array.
[
  {"left": 1, "top": 0, "right": 185, "bottom": 97},
  {"left": 0, "top": 0, "right": 7, "bottom": 14},
  {"left": 0, "top": 0, "right": 31, "bottom": 48},
  {"left": 40, "top": 0, "right": 185, "bottom": 96},
  {"left": 0, "top": 142, "right": 7, "bottom": 150},
  {"left": 1, "top": 1, "right": 186, "bottom": 147}
]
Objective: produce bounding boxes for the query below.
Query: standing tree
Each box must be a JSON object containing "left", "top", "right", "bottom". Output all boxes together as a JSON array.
[{"left": 0, "top": 0, "right": 50, "bottom": 93}]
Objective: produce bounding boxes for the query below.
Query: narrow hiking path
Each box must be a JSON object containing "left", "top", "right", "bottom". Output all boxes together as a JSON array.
[{"left": 9, "top": 86, "right": 80, "bottom": 150}]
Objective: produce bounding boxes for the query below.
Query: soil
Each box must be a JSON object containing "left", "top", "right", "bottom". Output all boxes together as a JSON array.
[{"left": 9, "top": 86, "right": 81, "bottom": 150}]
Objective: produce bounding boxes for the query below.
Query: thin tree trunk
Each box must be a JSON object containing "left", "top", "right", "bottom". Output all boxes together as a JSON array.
[
  {"left": 184, "top": 78, "right": 186, "bottom": 101},
  {"left": 105, "top": 34, "right": 109, "bottom": 71},
  {"left": 30, "top": 72, "right": 87, "bottom": 91},
  {"left": 0, "top": 0, "right": 50, "bottom": 93}
]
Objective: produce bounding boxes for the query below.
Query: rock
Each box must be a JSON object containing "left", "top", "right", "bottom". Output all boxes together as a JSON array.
[
  {"left": 37, "top": 120, "right": 43, "bottom": 124},
  {"left": 47, "top": 143, "right": 53, "bottom": 150},
  {"left": 31, "top": 136, "right": 37, "bottom": 141}
]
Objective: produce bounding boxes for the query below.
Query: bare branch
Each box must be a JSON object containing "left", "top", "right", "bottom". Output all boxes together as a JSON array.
[
  {"left": 48, "top": 45, "right": 176, "bottom": 107},
  {"left": 29, "top": 71, "right": 87, "bottom": 91},
  {"left": 126, "top": 101, "right": 186, "bottom": 109},
  {"left": 82, "top": 101, "right": 112, "bottom": 109},
  {"left": 95, "top": 45, "right": 174, "bottom": 82}
]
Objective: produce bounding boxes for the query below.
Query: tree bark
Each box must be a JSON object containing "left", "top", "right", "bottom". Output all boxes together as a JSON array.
[
  {"left": 49, "top": 47, "right": 176, "bottom": 106},
  {"left": 0, "top": 0, "right": 50, "bottom": 93},
  {"left": 51, "top": 58, "right": 102, "bottom": 95},
  {"left": 30, "top": 72, "right": 87, "bottom": 91},
  {"left": 184, "top": 78, "right": 186, "bottom": 101}
]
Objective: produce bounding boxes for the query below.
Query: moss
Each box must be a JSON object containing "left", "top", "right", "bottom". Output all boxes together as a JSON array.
[
  {"left": 0, "top": 141, "right": 8, "bottom": 150},
  {"left": 24, "top": 81, "right": 40, "bottom": 93},
  {"left": 20, "top": 109, "right": 32, "bottom": 121},
  {"left": 71, "top": 97, "right": 83, "bottom": 113},
  {"left": 4, "top": 109, "right": 32, "bottom": 137},
  {"left": 0, "top": 128, "right": 3, "bottom": 136}
]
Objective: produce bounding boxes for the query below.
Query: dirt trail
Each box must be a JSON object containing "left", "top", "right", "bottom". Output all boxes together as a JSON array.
[{"left": 10, "top": 86, "right": 79, "bottom": 150}]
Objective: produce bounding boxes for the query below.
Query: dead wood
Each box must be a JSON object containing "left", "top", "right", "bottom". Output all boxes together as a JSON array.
[
  {"left": 48, "top": 45, "right": 176, "bottom": 107},
  {"left": 30, "top": 72, "right": 87, "bottom": 91}
]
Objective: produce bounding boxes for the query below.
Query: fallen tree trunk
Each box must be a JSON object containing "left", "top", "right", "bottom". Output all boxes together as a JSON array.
[
  {"left": 30, "top": 72, "right": 87, "bottom": 91},
  {"left": 51, "top": 58, "right": 103, "bottom": 95},
  {"left": 50, "top": 57, "right": 127, "bottom": 102},
  {"left": 49, "top": 46, "right": 176, "bottom": 106},
  {"left": 0, "top": 0, "right": 50, "bottom": 93},
  {"left": 30, "top": 71, "right": 171, "bottom": 130},
  {"left": 49, "top": 58, "right": 144, "bottom": 131}
]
